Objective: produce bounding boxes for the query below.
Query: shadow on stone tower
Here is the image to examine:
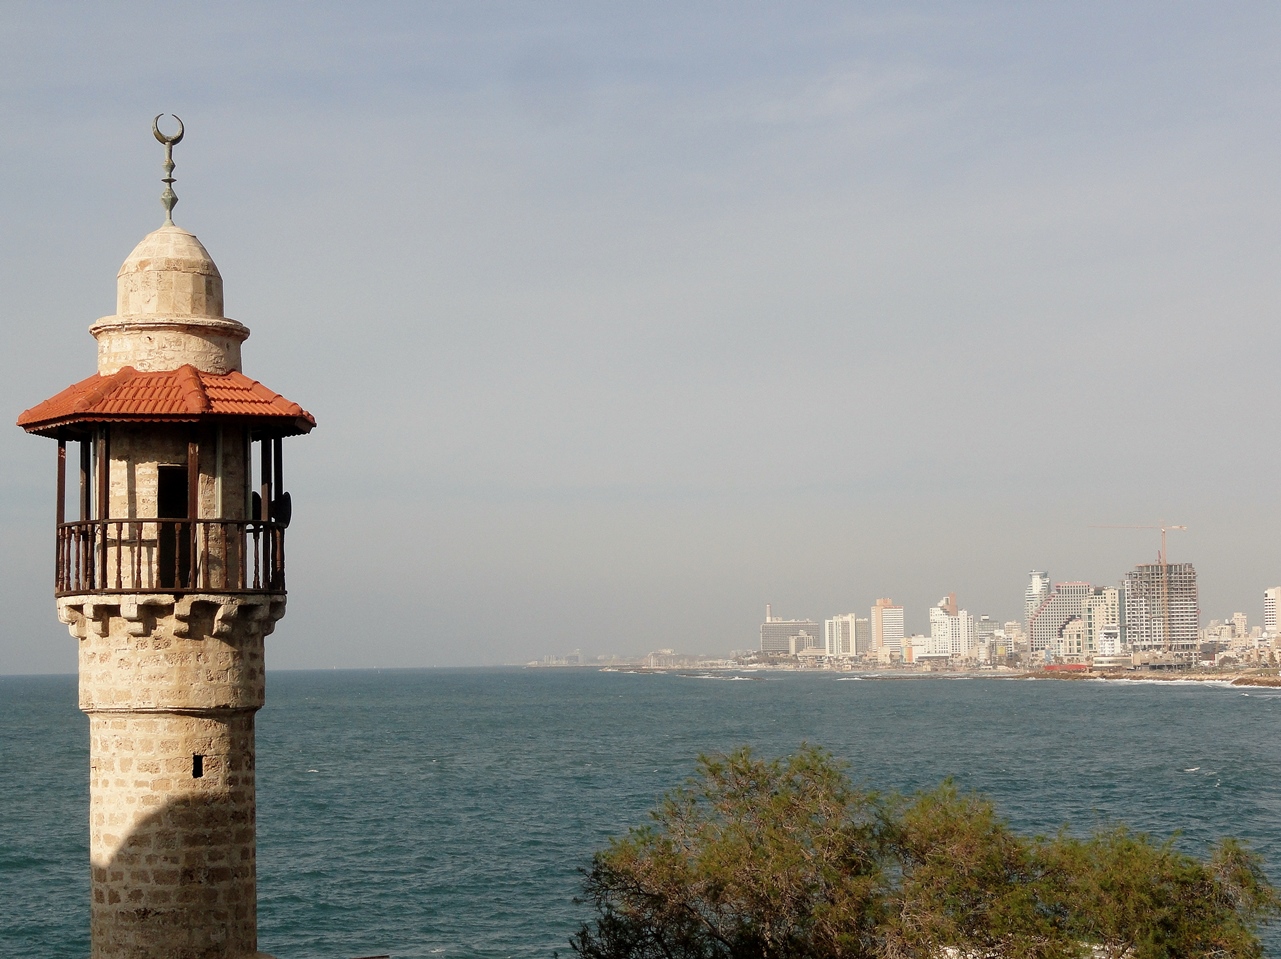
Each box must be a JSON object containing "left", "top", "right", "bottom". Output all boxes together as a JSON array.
[{"left": 16, "top": 117, "right": 314, "bottom": 959}]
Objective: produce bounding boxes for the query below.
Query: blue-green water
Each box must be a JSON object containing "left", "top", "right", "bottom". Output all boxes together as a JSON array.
[{"left": 3, "top": 669, "right": 1281, "bottom": 957}]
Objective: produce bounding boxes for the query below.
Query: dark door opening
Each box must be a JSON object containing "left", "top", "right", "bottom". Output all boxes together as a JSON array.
[{"left": 157, "top": 465, "right": 191, "bottom": 589}]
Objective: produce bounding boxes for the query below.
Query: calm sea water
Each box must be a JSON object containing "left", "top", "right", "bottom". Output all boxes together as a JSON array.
[{"left": 3, "top": 668, "right": 1281, "bottom": 958}]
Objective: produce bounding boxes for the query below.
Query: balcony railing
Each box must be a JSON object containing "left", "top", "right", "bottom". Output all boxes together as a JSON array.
[{"left": 56, "top": 519, "right": 286, "bottom": 596}]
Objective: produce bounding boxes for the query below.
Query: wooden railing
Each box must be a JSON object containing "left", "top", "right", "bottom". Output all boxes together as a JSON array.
[{"left": 55, "top": 519, "right": 286, "bottom": 595}]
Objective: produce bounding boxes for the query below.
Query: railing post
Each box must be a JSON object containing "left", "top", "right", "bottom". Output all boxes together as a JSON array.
[
  {"left": 55, "top": 442, "right": 66, "bottom": 593},
  {"left": 54, "top": 518, "right": 286, "bottom": 596},
  {"left": 201, "top": 521, "right": 210, "bottom": 590},
  {"left": 275, "top": 526, "right": 285, "bottom": 590},
  {"left": 188, "top": 436, "right": 200, "bottom": 591}
]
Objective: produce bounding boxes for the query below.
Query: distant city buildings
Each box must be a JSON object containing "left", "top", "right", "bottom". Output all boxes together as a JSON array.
[
  {"left": 928, "top": 594, "right": 976, "bottom": 659},
  {"left": 761, "top": 606, "right": 822, "bottom": 655},
  {"left": 1028, "top": 580, "right": 1092, "bottom": 654},
  {"left": 871, "top": 598, "right": 905, "bottom": 658},
  {"left": 1124, "top": 562, "right": 1199, "bottom": 657},
  {"left": 824, "top": 614, "right": 857, "bottom": 657},
  {"left": 823, "top": 614, "right": 870, "bottom": 657},
  {"left": 1082, "top": 587, "right": 1123, "bottom": 655},
  {"left": 1058, "top": 617, "right": 1085, "bottom": 660},
  {"left": 1263, "top": 587, "right": 1279, "bottom": 637},
  {"left": 1231, "top": 611, "right": 1248, "bottom": 637},
  {"left": 1025, "top": 571, "right": 1051, "bottom": 625},
  {"left": 741, "top": 551, "right": 1265, "bottom": 673},
  {"left": 1096, "top": 624, "right": 1123, "bottom": 656}
]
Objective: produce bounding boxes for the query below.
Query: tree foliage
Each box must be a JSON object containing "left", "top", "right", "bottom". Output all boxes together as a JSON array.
[{"left": 570, "top": 746, "right": 1279, "bottom": 959}]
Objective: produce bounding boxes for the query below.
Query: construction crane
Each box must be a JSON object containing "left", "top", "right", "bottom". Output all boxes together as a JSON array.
[
  {"left": 1092, "top": 524, "right": 1186, "bottom": 565},
  {"left": 1090, "top": 524, "right": 1186, "bottom": 655}
]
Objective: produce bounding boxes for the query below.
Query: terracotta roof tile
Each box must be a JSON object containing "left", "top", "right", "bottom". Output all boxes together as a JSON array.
[{"left": 17, "top": 365, "right": 315, "bottom": 436}]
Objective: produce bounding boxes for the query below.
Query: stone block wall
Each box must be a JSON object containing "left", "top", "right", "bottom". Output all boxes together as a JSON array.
[
  {"left": 108, "top": 424, "right": 250, "bottom": 523},
  {"left": 60, "top": 594, "right": 284, "bottom": 959},
  {"left": 89, "top": 711, "right": 257, "bottom": 959}
]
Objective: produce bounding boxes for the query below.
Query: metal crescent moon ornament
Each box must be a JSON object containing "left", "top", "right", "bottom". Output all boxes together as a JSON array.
[{"left": 152, "top": 114, "right": 184, "bottom": 146}]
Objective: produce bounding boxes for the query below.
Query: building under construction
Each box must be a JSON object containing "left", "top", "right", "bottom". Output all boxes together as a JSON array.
[{"left": 1123, "top": 562, "right": 1199, "bottom": 659}]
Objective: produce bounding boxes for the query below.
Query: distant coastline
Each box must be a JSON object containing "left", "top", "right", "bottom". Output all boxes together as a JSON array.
[{"left": 590, "top": 664, "right": 1281, "bottom": 688}]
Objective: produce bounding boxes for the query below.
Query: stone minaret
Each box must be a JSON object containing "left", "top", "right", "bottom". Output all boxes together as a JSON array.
[{"left": 17, "top": 117, "right": 314, "bottom": 959}]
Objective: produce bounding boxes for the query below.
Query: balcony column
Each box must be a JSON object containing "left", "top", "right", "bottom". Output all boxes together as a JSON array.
[
  {"left": 188, "top": 433, "right": 200, "bottom": 590},
  {"left": 258, "top": 438, "right": 271, "bottom": 521},
  {"left": 79, "top": 438, "right": 90, "bottom": 521},
  {"left": 56, "top": 439, "right": 66, "bottom": 526},
  {"left": 271, "top": 437, "right": 282, "bottom": 512},
  {"left": 56, "top": 440, "right": 66, "bottom": 593},
  {"left": 96, "top": 428, "right": 108, "bottom": 520},
  {"left": 96, "top": 427, "right": 109, "bottom": 588}
]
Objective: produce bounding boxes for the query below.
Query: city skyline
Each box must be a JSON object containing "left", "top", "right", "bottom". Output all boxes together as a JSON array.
[
  {"left": 763, "top": 556, "right": 1273, "bottom": 654},
  {"left": 5, "top": 5, "right": 1281, "bottom": 673}
]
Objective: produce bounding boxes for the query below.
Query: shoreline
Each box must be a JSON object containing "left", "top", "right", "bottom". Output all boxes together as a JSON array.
[
  {"left": 596, "top": 664, "right": 1281, "bottom": 688},
  {"left": 1013, "top": 669, "right": 1281, "bottom": 688}
]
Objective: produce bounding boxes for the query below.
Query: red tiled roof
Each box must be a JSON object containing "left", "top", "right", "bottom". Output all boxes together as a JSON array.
[{"left": 17, "top": 365, "right": 316, "bottom": 437}]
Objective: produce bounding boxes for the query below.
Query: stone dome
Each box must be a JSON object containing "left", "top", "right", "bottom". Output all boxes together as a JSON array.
[
  {"left": 90, "top": 223, "right": 249, "bottom": 375},
  {"left": 116, "top": 223, "right": 224, "bottom": 318}
]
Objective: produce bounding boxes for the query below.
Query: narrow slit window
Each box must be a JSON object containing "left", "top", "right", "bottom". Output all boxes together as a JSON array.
[{"left": 192, "top": 754, "right": 204, "bottom": 779}]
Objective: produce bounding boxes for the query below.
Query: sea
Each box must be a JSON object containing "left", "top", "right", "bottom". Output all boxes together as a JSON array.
[{"left": 3, "top": 668, "right": 1281, "bottom": 958}]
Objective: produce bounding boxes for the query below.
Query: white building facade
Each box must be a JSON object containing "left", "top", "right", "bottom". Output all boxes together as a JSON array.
[
  {"left": 824, "top": 614, "right": 857, "bottom": 657},
  {"left": 928, "top": 594, "right": 976, "bottom": 659},
  {"left": 871, "top": 598, "right": 905, "bottom": 656}
]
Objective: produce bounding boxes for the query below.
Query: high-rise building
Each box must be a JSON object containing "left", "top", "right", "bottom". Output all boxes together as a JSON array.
[
  {"left": 761, "top": 607, "right": 822, "bottom": 654},
  {"left": 1028, "top": 582, "right": 1092, "bottom": 653},
  {"left": 1082, "top": 586, "right": 1123, "bottom": 654},
  {"left": 1025, "top": 571, "right": 1051, "bottom": 627},
  {"left": 1265, "top": 587, "right": 1280, "bottom": 637},
  {"left": 854, "top": 617, "right": 871, "bottom": 655},
  {"left": 870, "top": 598, "right": 905, "bottom": 655},
  {"left": 1124, "top": 563, "right": 1199, "bottom": 656},
  {"left": 824, "top": 614, "right": 857, "bottom": 657},
  {"left": 928, "top": 594, "right": 976, "bottom": 658}
]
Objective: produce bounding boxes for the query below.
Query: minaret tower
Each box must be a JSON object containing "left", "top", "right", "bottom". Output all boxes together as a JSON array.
[{"left": 17, "top": 117, "right": 313, "bottom": 959}]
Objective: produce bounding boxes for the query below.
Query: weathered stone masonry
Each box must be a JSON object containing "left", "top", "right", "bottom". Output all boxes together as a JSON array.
[{"left": 18, "top": 128, "right": 313, "bottom": 959}]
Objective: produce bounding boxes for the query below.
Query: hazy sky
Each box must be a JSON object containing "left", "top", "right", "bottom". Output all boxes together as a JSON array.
[{"left": 4, "top": 3, "right": 1281, "bottom": 673}]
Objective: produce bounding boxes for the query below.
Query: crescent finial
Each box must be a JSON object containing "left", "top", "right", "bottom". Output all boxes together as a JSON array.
[
  {"left": 152, "top": 114, "right": 184, "bottom": 225},
  {"left": 153, "top": 114, "right": 184, "bottom": 146}
]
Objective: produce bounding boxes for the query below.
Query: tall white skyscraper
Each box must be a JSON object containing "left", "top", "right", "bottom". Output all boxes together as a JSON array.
[
  {"left": 824, "top": 614, "right": 857, "bottom": 657},
  {"left": 1025, "top": 571, "right": 1051, "bottom": 627},
  {"left": 1263, "top": 587, "right": 1279, "bottom": 637},
  {"left": 871, "top": 598, "right": 905, "bottom": 654}
]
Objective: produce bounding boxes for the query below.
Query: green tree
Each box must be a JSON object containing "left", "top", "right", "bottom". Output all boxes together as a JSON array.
[{"left": 570, "top": 746, "right": 1279, "bottom": 959}]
